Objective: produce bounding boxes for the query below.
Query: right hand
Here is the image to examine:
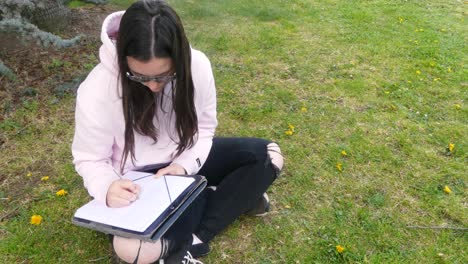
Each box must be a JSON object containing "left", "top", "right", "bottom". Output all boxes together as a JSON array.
[{"left": 106, "top": 179, "right": 141, "bottom": 208}]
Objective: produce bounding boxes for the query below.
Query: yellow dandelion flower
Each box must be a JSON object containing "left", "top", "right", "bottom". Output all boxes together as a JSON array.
[
  {"left": 41, "top": 176, "right": 49, "bottom": 181},
  {"left": 341, "top": 150, "right": 347, "bottom": 156},
  {"left": 447, "top": 67, "right": 452, "bottom": 73},
  {"left": 433, "top": 77, "right": 441, "bottom": 82},
  {"left": 454, "top": 104, "right": 461, "bottom": 109},
  {"left": 336, "top": 162, "right": 343, "bottom": 172},
  {"left": 398, "top": 17, "right": 404, "bottom": 23},
  {"left": 30, "top": 215, "right": 43, "bottom": 225},
  {"left": 56, "top": 189, "right": 68, "bottom": 197},
  {"left": 443, "top": 185, "right": 452, "bottom": 194},
  {"left": 416, "top": 70, "right": 421, "bottom": 75},
  {"left": 288, "top": 124, "right": 295, "bottom": 131},
  {"left": 27, "top": 172, "right": 32, "bottom": 177},
  {"left": 301, "top": 107, "right": 307, "bottom": 113},
  {"left": 448, "top": 143, "right": 455, "bottom": 152},
  {"left": 336, "top": 245, "right": 345, "bottom": 253},
  {"left": 285, "top": 130, "right": 294, "bottom": 136}
]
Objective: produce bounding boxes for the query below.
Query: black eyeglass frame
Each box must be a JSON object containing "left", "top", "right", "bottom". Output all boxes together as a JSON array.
[{"left": 125, "top": 71, "right": 177, "bottom": 84}]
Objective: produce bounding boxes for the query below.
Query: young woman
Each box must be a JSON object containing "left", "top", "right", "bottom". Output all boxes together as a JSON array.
[{"left": 72, "top": 1, "right": 283, "bottom": 263}]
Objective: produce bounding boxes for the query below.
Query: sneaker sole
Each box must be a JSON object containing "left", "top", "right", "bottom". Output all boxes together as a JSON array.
[{"left": 253, "top": 193, "right": 270, "bottom": 217}]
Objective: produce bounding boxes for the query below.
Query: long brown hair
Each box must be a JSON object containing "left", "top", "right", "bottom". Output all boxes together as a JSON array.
[{"left": 116, "top": 0, "right": 197, "bottom": 171}]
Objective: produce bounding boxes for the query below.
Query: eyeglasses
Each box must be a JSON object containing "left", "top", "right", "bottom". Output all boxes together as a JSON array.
[{"left": 126, "top": 71, "right": 176, "bottom": 84}]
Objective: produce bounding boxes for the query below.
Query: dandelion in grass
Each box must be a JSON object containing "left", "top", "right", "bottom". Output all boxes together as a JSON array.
[
  {"left": 433, "top": 77, "right": 441, "bottom": 82},
  {"left": 341, "top": 150, "right": 347, "bottom": 157},
  {"left": 56, "top": 189, "right": 68, "bottom": 197},
  {"left": 398, "top": 17, "right": 404, "bottom": 23},
  {"left": 447, "top": 67, "right": 452, "bottom": 73},
  {"left": 27, "top": 172, "right": 32, "bottom": 177},
  {"left": 30, "top": 215, "right": 43, "bottom": 225},
  {"left": 448, "top": 143, "right": 455, "bottom": 152},
  {"left": 336, "top": 162, "right": 343, "bottom": 172},
  {"left": 454, "top": 104, "right": 461, "bottom": 109},
  {"left": 285, "top": 124, "right": 295, "bottom": 136},
  {"left": 416, "top": 70, "right": 421, "bottom": 75},
  {"left": 41, "top": 176, "right": 49, "bottom": 181},
  {"left": 443, "top": 185, "right": 452, "bottom": 194},
  {"left": 301, "top": 106, "right": 307, "bottom": 113},
  {"left": 336, "top": 245, "right": 345, "bottom": 253}
]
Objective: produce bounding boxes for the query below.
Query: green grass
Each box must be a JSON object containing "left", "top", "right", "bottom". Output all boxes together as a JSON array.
[
  {"left": 67, "top": 0, "right": 95, "bottom": 9},
  {"left": 1, "top": 0, "right": 467, "bottom": 263}
]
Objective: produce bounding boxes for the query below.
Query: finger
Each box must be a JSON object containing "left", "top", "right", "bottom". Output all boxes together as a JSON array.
[
  {"left": 118, "top": 189, "right": 138, "bottom": 202},
  {"left": 119, "top": 179, "right": 135, "bottom": 189},
  {"left": 119, "top": 181, "right": 140, "bottom": 195},
  {"left": 109, "top": 196, "right": 132, "bottom": 208},
  {"left": 134, "top": 184, "right": 141, "bottom": 196}
]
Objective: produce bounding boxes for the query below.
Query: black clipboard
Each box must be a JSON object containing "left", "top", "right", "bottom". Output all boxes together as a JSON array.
[{"left": 72, "top": 173, "right": 206, "bottom": 242}]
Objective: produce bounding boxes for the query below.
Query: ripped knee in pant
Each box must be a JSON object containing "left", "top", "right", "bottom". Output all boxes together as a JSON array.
[
  {"left": 113, "top": 236, "right": 162, "bottom": 264},
  {"left": 266, "top": 143, "right": 283, "bottom": 177}
]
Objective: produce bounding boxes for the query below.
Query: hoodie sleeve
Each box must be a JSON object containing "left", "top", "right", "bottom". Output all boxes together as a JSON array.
[
  {"left": 171, "top": 52, "right": 218, "bottom": 175},
  {"left": 72, "top": 72, "right": 120, "bottom": 204}
]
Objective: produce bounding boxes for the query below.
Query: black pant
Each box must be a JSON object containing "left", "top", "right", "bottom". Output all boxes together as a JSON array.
[{"left": 163, "top": 137, "right": 278, "bottom": 252}]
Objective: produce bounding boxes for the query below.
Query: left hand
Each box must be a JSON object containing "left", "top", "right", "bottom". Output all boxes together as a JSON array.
[{"left": 154, "top": 163, "right": 187, "bottom": 178}]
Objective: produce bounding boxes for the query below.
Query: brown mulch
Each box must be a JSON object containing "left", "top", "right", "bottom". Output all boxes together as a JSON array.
[{"left": 0, "top": 5, "right": 119, "bottom": 115}]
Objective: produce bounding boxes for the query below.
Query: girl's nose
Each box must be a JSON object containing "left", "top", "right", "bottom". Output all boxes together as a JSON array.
[{"left": 145, "top": 81, "right": 164, "bottom": 92}]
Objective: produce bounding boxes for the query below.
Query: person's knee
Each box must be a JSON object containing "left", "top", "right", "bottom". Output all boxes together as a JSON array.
[
  {"left": 267, "top": 142, "right": 283, "bottom": 172},
  {"left": 113, "top": 236, "right": 162, "bottom": 264}
]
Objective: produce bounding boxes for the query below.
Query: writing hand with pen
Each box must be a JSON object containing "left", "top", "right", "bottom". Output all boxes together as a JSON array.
[
  {"left": 106, "top": 163, "right": 186, "bottom": 208},
  {"left": 106, "top": 169, "right": 141, "bottom": 208}
]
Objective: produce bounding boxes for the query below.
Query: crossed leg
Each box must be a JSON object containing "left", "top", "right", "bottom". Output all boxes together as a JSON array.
[{"left": 113, "top": 236, "right": 162, "bottom": 264}]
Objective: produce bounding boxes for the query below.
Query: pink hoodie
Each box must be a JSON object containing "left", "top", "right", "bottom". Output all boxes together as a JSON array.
[{"left": 72, "top": 11, "right": 218, "bottom": 204}]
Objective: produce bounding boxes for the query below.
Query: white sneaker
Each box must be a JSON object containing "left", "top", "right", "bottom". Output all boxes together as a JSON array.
[{"left": 182, "top": 251, "right": 203, "bottom": 264}]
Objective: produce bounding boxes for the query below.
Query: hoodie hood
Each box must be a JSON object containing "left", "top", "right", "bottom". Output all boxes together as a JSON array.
[{"left": 99, "top": 11, "right": 125, "bottom": 74}]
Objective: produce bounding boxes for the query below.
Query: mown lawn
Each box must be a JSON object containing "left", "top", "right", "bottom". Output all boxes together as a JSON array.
[{"left": 1, "top": 0, "right": 466, "bottom": 263}]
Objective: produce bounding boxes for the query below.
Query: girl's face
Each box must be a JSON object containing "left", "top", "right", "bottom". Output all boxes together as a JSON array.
[{"left": 126, "top": 56, "right": 174, "bottom": 93}]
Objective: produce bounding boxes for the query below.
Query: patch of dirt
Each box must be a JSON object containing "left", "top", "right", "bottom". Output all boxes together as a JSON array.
[{"left": 0, "top": 5, "right": 119, "bottom": 114}]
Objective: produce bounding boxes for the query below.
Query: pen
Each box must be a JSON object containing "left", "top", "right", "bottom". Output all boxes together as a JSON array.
[
  {"left": 112, "top": 167, "right": 123, "bottom": 179},
  {"left": 112, "top": 168, "right": 140, "bottom": 201}
]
